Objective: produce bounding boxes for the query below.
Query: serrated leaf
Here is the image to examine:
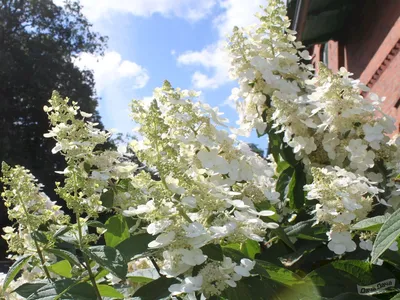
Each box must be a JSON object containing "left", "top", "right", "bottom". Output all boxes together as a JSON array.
[
  {"left": 26, "top": 279, "right": 97, "bottom": 300},
  {"left": 100, "top": 189, "right": 114, "bottom": 208},
  {"left": 53, "top": 226, "right": 72, "bottom": 238},
  {"left": 352, "top": 215, "right": 390, "bottom": 232},
  {"left": 13, "top": 282, "right": 47, "bottom": 298},
  {"left": 279, "top": 240, "right": 322, "bottom": 267},
  {"left": 133, "top": 277, "right": 179, "bottom": 300},
  {"left": 116, "top": 233, "right": 154, "bottom": 260},
  {"left": 128, "top": 276, "right": 154, "bottom": 284},
  {"left": 306, "top": 260, "right": 397, "bottom": 298},
  {"left": 87, "top": 220, "right": 107, "bottom": 229},
  {"left": 97, "top": 284, "right": 124, "bottom": 298},
  {"left": 276, "top": 166, "right": 294, "bottom": 202},
  {"left": 240, "top": 240, "right": 261, "bottom": 259},
  {"left": 31, "top": 231, "right": 49, "bottom": 244},
  {"left": 48, "top": 260, "right": 72, "bottom": 278},
  {"left": 288, "top": 164, "right": 306, "bottom": 210},
  {"left": 84, "top": 246, "right": 127, "bottom": 279},
  {"left": 3, "top": 255, "right": 32, "bottom": 290},
  {"left": 272, "top": 226, "right": 296, "bottom": 251},
  {"left": 371, "top": 208, "right": 400, "bottom": 263},
  {"left": 201, "top": 244, "right": 223, "bottom": 261},
  {"left": 223, "top": 276, "right": 318, "bottom": 300},
  {"left": 254, "top": 259, "right": 304, "bottom": 287},
  {"left": 44, "top": 248, "right": 81, "bottom": 267},
  {"left": 285, "top": 220, "right": 328, "bottom": 241},
  {"left": 224, "top": 245, "right": 314, "bottom": 296},
  {"left": 105, "top": 215, "right": 129, "bottom": 247}
]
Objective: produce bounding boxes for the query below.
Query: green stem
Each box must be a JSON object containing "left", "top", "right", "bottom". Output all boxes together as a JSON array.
[
  {"left": 76, "top": 215, "right": 102, "bottom": 300},
  {"left": 19, "top": 199, "right": 52, "bottom": 281},
  {"left": 33, "top": 239, "right": 53, "bottom": 281},
  {"left": 178, "top": 207, "right": 193, "bottom": 223}
]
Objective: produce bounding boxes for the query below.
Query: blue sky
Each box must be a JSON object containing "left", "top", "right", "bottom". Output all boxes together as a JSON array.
[{"left": 66, "top": 0, "right": 268, "bottom": 150}]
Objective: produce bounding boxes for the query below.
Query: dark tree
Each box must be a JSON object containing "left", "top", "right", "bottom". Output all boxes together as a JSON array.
[{"left": 0, "top": 0, "right": 108, "bottom": 258}]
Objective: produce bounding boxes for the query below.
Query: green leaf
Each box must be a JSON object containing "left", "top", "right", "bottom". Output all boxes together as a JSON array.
[
  {"left": 272, "top": 226, "right": 296, "bottom": 250},
  {"left": 224, "top": 245, "right": 313, "bottom": 295},
  {"left": 352, "top": 215, "right": 390, "bottom": 232},
  {"left": 3, "top": 255, "right": 32, "bottom": 290},
  {"left": 26, "top": 279, "right": 97, "bottom": 300},
  {"left": 276, "top": 161, "right": 291, "bottom": 174},
  {"left": 371, "top": 208, "right": 400, "bottom": 263},
  {"left": 31, "top": 231, "right": 49, "bottom": 244},
  {"left": 105, "top": 215, "right": 130, "bottom": 247},
  {"left": 128, "top": 276, "right": 154, "bottom": 284},
  {"left": 285, "top": 220, "right": 328, "bottom": 241},
  {"left": 280, "top": 141, "right": 298, "bottom": 167},
  {"left": 95, "top": 268, "right": 109, "bottom": 281},
  {"left": 223, "top": 276, "right": 318, "bottom": 300},
  {"left": 223, "top": 247, "right": 246, "bottom": 263},
  {"left": 13, "top": 282, "right": 47, "bottom": 298},
  {"left": 391, "top": 293, "right": 400, "bottom": 299},
  {"left": 201, "top": 244, "right": 223, "bottom": 261},
  {"left": 288, "top": 164, "right": 306, "bottom": 210},
  {"left": 116, "top": 233, "right": 154, "bottom": 260},
  {"left": 268, "top": 130, "right": 282, "bottom": 164},
  {"left": 223, "top": 243, "right": 241, "bottom": 251},
  {"left": 44, "top": 248, "right": 81, "bottom": 267},
  {"left": 84, "top": 246, "right": 127, "bottom": 279},
  {"left": 254, "top": 259, "right": 305, "bottom": 287},
  {"left": 97, "top": 284, "right": 124, "bottom": 298},
  {"left": 276, "top": 166, "right": 294, "bottom": 202},
  {"left": 100, "top": 189, "right": 114, "bottom": 208},
  {"left": 240, "top": 240, "right": 261, "bottom": 259},
  {"left": 53, "top": 226, "right": 72, "bottom": 238},
  {"left": 221, "top": 280, "right": 253, "bottom": 300},
  {"left": 87, "top": 220, "right": 107, "bottom": 229},
  {"left": 133, "top": 277, "right": 179, "bottom": 300},
  {"left": 83, "top": 162, "right": 91, "bottom": 173},
  {"left": 48, "top": 260, "right": 72, "bottom": 278},
  {"left": 306, "top": 260, "right": 397, "bottom": 298},
  {"left": 278, "top": 240, "right": 323, "bottom": 267}
]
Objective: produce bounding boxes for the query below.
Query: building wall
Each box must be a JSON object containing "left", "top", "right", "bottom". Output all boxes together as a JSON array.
[
  {"left": 345, "top": 0, "right": 400, "bottom": 79},
  {"left": 309, "top": 1, "right": 400, "bottom": 131}
]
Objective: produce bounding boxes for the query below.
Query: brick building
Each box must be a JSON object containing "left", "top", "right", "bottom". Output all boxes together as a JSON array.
[{"left": 287, "top": 0, "right": 400, "bottom": 131}]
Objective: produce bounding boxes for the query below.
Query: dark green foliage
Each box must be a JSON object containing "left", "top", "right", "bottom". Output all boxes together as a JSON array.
[{"left": 0, "top": 0, "right": 107, "bottom": 258}]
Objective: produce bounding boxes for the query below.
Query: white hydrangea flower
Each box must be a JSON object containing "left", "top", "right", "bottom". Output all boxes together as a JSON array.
[
  {"left": 234, "top": 258, "right": 256, "bottom": 277},
  {"left": 148, "top": 231, "right": 176, "bottom": 249},
  {"left": 169, "top": 275, "right": 203, "bottom": 296},
  {"left": 327, "top": 231, "right": 357, "bottom": 255}
]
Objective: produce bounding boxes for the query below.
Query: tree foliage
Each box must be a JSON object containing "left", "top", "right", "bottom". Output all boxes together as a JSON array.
[
  {"left": 0, "top": 0, "right": 400, "bottom": 299},
  {"left": 0, "top": 0, "right": 107, "bottom": 258}
]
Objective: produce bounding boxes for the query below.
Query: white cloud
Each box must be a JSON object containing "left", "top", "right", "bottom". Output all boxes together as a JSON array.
[
  {"left": 73, "top": 51, "right": 149, "bottom": 92},
  {"left": 177, "top": 42, "right": 230, "bottom": 89},
  {"left": 176, "top": 0, "right": 265, "bottom": 89},
  {"left": 213, "top": 0, "right": 264, "bottom": 37},
  {"left": 57, "top": 0, "right": 216, "bottom": 22},
  {"left": 73, "top": 51, "right": 149, "bottom": 133}
]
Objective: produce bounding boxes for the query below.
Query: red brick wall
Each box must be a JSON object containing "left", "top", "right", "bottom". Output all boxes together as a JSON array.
[
  {"left": 345, "top": 0, "right": 400, "bottom": 79},
  {"left": 311, "top": 1, "right": 400, "bottom": 131}
]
